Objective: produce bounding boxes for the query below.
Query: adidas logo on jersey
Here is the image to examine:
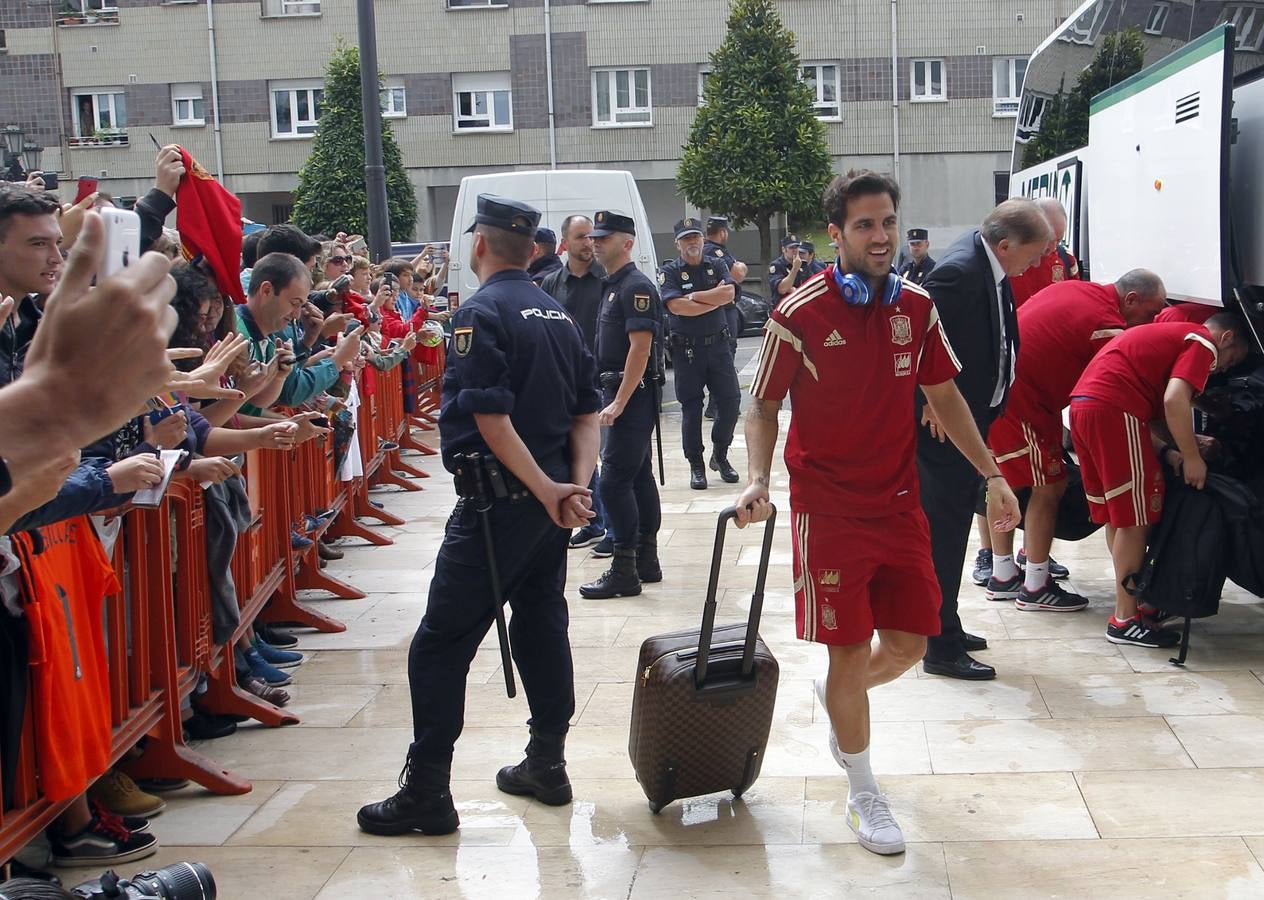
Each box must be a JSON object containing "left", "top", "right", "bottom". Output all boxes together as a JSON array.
[{"left": 824, "top": 330, "right": 846, "bottom": 347}]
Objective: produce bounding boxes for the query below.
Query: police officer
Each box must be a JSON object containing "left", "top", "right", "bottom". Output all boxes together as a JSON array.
[
  {"left": 527, "top": 226, "right": 563, "bottom": 285},
  {"left": 899, "top": 228, "right": 936, "bottom": 285},
  {"left": 579, "top": 210, "right": 664, "bottom": 600},
  {"left": 659, "top": 217, "right": 741, "bottom": 490},
  {"left": 703, "top": 216, "right": 749, "bottom": 349},
  {"left": 769, "top": 234, "right": 810, "bottom": 298},
  {"left": 357, "top": 194, "right": 601, "bottom": 837},
  {"left": 799, "top": 240, "right": 828, "bottom": 276}
]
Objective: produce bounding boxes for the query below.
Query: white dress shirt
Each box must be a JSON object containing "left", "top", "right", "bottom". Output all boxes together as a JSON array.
[{"left": 981, "top": 239, "right": 1015, "bottom": 408}]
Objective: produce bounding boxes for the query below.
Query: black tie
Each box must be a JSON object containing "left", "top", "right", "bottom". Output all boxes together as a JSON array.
[{"left": 999, "top": 277, "right": 1019, "bottom": 399}]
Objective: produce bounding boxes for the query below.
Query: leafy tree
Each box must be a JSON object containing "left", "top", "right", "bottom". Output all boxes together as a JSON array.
[
  {"left": 1024, "top": 28, "right": 1146, "bottom": 167},
  {"left": 677, "top": 0, "right": 833, "bottom": 295},
  {"left": 292, "top": 42, "right": 417, "bottom": 243}
]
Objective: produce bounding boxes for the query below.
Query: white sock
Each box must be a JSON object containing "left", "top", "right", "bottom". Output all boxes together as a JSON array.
[
  {"left": 838, "top": 745, "right": 880, "bottom": 799},
  {"left": 992, "top": 553, "right": 1019, "bottom": 580},
  {"left": 1024, "top": 559, "right": 1050, "bottom": 592}
]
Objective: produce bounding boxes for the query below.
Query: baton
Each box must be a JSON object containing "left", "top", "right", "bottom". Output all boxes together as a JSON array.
[
  {"left": 653, "top": 378, "right": 665, "bottom": 486},
  {"left": 471, "top": 466, "right": 517, "bottom": 699}
]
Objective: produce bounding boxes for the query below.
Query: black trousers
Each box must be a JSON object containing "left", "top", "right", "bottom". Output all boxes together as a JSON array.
[
  {"left": 918, "top": 424, "right": 987, "bottom": 661},
  {"left": 672, "top": 340, "right": 740, "bottom": 460},
  {"left": 599, "top": 384, "right": 661, "bottom": 548},
  {"left": 408, "top": 492, "right": 574, "bottom": 765}
]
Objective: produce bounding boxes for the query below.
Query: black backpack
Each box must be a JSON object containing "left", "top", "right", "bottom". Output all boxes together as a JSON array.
[{"left": 973, "top": 453, "right": 1103, "bottom": 542}]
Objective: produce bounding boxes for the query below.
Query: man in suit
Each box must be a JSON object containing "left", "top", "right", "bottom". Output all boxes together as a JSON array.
[{"left": 917, "top": 200, "right": 1052, "bottom": 680}]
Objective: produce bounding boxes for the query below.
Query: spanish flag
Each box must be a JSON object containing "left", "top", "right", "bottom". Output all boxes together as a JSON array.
[{"left": 176, "top": 148, "right": 245, "bottom": 304}]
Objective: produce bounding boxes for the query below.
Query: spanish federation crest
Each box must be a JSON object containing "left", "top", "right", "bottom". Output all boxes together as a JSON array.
[
  {"left": 454, "top": 326, "right": 473, "bottom": 357},
  {"left": 1051, "top": 264, "right": 1065, "bottom": 282},
  {"left": 634, "top": 293, "right": 651, "bottom": 313},
  {"left": 821, "top": 605, "right": 838, "bottom": 630},
  {"left": 889, "top": 314, "right": 913, "bottom": 346}
]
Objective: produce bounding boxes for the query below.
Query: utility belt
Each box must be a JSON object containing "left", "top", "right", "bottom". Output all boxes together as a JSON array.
[
  {"left": 599, "top": 371, "right": 649, "bottom": 391},
  {"left": 669, "top": 328, "right": 730, "bottom": 349},
  {"left": 451, "top": 451, "right": 531, "bottom": 504}
]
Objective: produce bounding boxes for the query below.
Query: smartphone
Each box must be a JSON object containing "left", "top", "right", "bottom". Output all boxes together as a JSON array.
[
  {"left": 74, "top": 176, "right": 98, "bottom": 205},
  {"left": 100, "top": 207, "right": 141, "bottom": 278},
  {"left": 311, "top": 416, "right": 329, "bottom": 429},
  {"left": 38, "top": 172, "right": 59, "bottom": 190}
]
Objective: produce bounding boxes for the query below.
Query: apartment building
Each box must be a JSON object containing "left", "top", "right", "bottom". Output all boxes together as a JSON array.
[{"left": 0, "top": 0, "right": 1084, "bottom": 256}]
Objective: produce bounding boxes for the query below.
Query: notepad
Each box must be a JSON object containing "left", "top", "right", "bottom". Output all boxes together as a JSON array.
[{"left": 131, "top": 450, "right": 183, "bottom": 509}]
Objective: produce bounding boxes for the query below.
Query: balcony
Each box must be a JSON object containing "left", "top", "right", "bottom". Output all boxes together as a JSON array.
[
  {"left": 993, "top": 98, "right": 1020, "bottom": 118},
  {"left": 56, "top": 4, "right": 119, "bottom": 26},
  {"left": 68, "top": 132, "right": 128, "bottom": 148}
]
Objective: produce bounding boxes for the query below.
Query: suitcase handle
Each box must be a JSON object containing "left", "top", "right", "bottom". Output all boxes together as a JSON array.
[{"left": 695, "top": 504, "right": 777, "bottom": 689}]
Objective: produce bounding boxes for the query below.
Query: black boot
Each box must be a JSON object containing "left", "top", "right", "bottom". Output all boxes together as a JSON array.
[
  {"left": 709, "top": 449, "right": 739, "bottom": 484},
  {"left": 579, "top": 546, "right": 641, "bottom": 599},
  {"left": 357, "top": 758, "right": 459, "bottom": 836},
  {"left": 688, "top": 457, "right": 708, "bottom": 490},
  {"left": 637, "top": 536, "right": 662, "bottom": 584},
  {"left": 495, "top": 729, "right": 572, "bottom": 806}
]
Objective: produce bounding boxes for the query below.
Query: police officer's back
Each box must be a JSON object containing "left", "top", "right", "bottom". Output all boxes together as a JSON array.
[
  {"left": 358, "top": 194, "right": 601, "bottom": 839},
  {"left": 703, "top": 215, "right": 747, "bottom": 355}
]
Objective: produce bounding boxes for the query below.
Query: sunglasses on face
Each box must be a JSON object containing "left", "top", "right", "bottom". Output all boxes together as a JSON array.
[{"left": 329, "top": 256, "right": 352, "bottom": 265}]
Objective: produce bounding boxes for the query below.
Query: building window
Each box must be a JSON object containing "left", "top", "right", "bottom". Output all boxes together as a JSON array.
[
  {"left": 446, "top": 0, "right": 508, "bottom": 8},
  {"left": 1016, "top": 92, "right": 1048, "bottom": 143},
  {"left": 992, "top": 57, "right": 1026, "bottom": 117},
  {"left": 70, "top": 90, "right": 128, "bottom": 145},
  {"left": 261, "top": 0, "right": 320, "bottom": 15},
  {"left": 171, "top": 83, "right": 205, "bottom": 127},
  {"left": 1145, "top": 2, "right": 1170, "bottom": 35},
  {"left": 1221, "top": 5, "right": 1264, "bottom": 52},
  {"left": 1061, "top": 0, "right": 1114, "bottom": 45},
  {"left": 698, "top": 68, "right": 711, "bottom": 106},
  {"left": 57, "top": 0, "right": 119, "bottom": 25},
  {"left": 801, "top": 63, "right": 841, "bottom": 120},
  {"left": 452, "top": 72, "right": 512, "bottom": 132},
  {"left": 271, "top": 82, "right": 323, "bottom": 138},
  {"left": 592, "top": 68, "right": 651, "bottom": 127},
  {"left": 380, "top": 83, "right": 406, "bottom": 119},
  {"left": 911, "top": 59, "right": 946, "bottom": 102}
]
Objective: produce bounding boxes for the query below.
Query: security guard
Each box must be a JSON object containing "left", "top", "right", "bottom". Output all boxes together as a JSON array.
[
  {"left": 799, "top": 240, "right": 828, "bottom": 276},
  {"left": 899, "top": 227, "right": 936, "bottom": 285},
  {"left": 769, "top": 234, "right": 812, "bottom": 298},
  {"left": 358, "top": 194, "right": 601, "bottom": 837},
  {"left": 659, "top": 217, "right": 741, "bottom": 490},
  {"left": 579, "top": 210, "right": 664, "bottom": 600}
]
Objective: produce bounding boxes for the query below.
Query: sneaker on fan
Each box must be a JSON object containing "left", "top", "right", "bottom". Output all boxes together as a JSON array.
[
  {"left": 568, "top": 524, "right": 605, "bottom": 550},
  {"left": 1014, "top": 579, "right": 1089, "bottom": 612},
  {"left": 88, "top": 769, "right": 166, "bottom": 818},
  {"left": 49, "top": 815, "right": 159, "bottom": 868},
  {"left": 1106, "top": 615, "right": 1180, "bottom": 648},
  {"left": 985, "top": 573, "right": 1023, "bottom": 600},
  {"left": 847, "top": 792, "right": 906, "bottom": 855},
  {"left": 1017, "top": 550, "right": 1070, "bottom": 580},
  {"left": 971, "top": 549, "right": 993, "bottom": 587}
]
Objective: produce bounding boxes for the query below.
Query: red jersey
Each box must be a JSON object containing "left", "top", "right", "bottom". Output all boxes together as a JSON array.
[
  {"left": 1007, "top": 280, "right": 1126, "bottom": 419},
  {"left": 1072, "top": 322, "right": 1218, "bottom": 422},
  {"left": 1155, "top": 303, "right": 1218, "bottom": 325},
  {"left": 1010, "top": 245, "right": 1079, "bottom": 308},
  {"left": 752, "top": 267, "right": 961, "bottom": 516},
  {"left": 12, "top": 517, "right": 119, "bottom": 803}
]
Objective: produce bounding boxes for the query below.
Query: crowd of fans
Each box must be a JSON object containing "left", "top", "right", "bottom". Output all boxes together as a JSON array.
[{"left": 0, "top": 147, "right": 449, "bottom": 879}]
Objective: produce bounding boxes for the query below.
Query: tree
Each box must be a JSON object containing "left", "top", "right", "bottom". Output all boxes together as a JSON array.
[
  {"left": 1024, "top": 28, "right": 1146, "bottom": 168},
  {"left": 292, "top": 42, "right": 417, "bottom": 243},
  {"left": 676, "top": 0, "right": 833, "bottom": 295}
]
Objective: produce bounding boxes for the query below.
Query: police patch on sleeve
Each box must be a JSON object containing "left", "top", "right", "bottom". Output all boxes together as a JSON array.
[
  {"left": 769, "top": 265, "right": 777, "bottom": 273},
  {"left": 657, "top": 271, "right": 666, "bottom": 285},
  {"left": 714, "top": 248, "right": 724, "bottom": 257},
  {"left": 633, "top": 293, "right": 651, "bottom": 313},
  {"left": 454, "top": 326, "right": 474, "bottom": 357}
]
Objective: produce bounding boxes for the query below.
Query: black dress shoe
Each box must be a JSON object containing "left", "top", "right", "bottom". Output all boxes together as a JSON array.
[
  {"left": 184, "top": 710, "right": 238, "bottom": 740},
  {"left": 963, "top": 632, "right": 988, "bottom": 652},
  {"left": 922, "top": 653, "right": 996, "bottom": 681}
]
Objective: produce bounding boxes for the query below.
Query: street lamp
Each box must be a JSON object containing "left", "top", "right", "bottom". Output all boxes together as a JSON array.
[{"left": 1, "top": 125, "right": 44, "bottom": 182}]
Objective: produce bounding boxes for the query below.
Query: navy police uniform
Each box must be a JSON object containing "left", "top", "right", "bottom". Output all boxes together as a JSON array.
[
  {"left": 590, "top": 211, "right": 663, "bottom": 558},
  {"left": 899, "top": 227, "right": 936, "bottom": 285},
  {"left": 361, "top": 194, "right": 601, "bottom": 837},
  {"left": 703, "top": 216, "right": 743, "bottom": 350},
  {"left": 660, "top": 218, "right": 741, "bottom": 472},
  {"left": 799, "top": 240, "right": 828, "bottom": 277},
  {"left": 768, "top": 234, "right": 809, "bottom": 297}
]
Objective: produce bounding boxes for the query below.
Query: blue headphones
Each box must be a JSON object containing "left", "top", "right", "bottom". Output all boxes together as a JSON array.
[{"left": 834, "top": 266, "right": 903, "bottom": 306}]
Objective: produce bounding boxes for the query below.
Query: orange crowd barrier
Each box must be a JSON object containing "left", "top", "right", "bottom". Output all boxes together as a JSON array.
[{"left": 1, "top": 351, "right": 442, "bottom": 866}]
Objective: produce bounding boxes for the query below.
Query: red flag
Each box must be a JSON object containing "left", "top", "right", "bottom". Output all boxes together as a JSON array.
[{"left": 175, "top": 148, "right": 245, "bottom": 304}]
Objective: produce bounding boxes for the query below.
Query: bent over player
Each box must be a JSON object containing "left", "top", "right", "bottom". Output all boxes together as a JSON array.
[{"left": 736, "top": 170, "right": 1020, "bottom": 855}]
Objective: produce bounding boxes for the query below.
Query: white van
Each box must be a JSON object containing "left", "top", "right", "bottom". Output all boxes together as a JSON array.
[{"left": 445, "top": 169, "right": 655, "bottom": 307}]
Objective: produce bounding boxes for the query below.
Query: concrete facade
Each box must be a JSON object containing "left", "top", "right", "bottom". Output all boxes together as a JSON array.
[{"left": 0, "top": 0, "right": 1083, "bottom": 255}]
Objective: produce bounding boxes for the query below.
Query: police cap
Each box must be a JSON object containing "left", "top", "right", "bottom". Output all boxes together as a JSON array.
[
  {"left": 464, "top": 194, "right": 541, "bottom": 236},
  {"left": 800, "top": 240, "right": 816, "bottom": 254},
  {"left": 706, "top": 216, "right": 729, "bottom": 229},
  {"left": 534, "top": 227, "right": 557, "bottom": 245},
  {"left": 907, "top": 227, "right": 929, "bottom": 243},
  {"left": 673, "top": 217, "right": 703, "bottom": 239},
  {"left": 589, "top": 210, "right": 636, "bottom": 238},
  {"left": 780, "top": 234, "right": 800, "bottom": 249}
]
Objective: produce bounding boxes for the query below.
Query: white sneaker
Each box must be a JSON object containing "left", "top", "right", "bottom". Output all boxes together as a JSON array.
[
  {"left": 846, "top": 791, "right": 906, "bottom": 855},
  {"left": 813, "top": 678, "right": 845, "bottom": 767}
]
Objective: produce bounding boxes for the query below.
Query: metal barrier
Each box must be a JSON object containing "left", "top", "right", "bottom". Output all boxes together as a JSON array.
[{"left": 0, "top": 355, "right": 438, "bottom": 866}]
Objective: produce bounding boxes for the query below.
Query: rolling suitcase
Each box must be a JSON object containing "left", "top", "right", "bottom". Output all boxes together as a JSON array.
[{"left": 628, "top": 505, "right": 779, "bottom": 813}]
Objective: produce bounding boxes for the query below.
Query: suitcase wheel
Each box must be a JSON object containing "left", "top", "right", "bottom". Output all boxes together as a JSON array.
[
  {"left": 732, "top": 788, "right": 744, "bottom": 801},
  {"left": 648, "top": 800, "right": 665, "bottom": 815}
]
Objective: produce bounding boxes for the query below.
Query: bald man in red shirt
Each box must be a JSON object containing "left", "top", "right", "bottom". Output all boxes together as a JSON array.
[{"left": 1070, "top": 314, "right": 1249, "bottom": 647}]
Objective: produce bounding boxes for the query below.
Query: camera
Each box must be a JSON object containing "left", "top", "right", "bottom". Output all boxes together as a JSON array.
[{"left": 70, "top": 863, "right": 215, "bottom": 900}]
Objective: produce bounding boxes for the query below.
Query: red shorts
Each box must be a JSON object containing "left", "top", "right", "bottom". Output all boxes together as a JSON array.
[
  {"left": 1070, "top": 399, "right": 1164, "bottom": 528},
  {"left": 988, "top": 408, "right": 1066, "bottom": 490},
  {"left": 790, "top": 508, "right": 942, "bottom": 646}
]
